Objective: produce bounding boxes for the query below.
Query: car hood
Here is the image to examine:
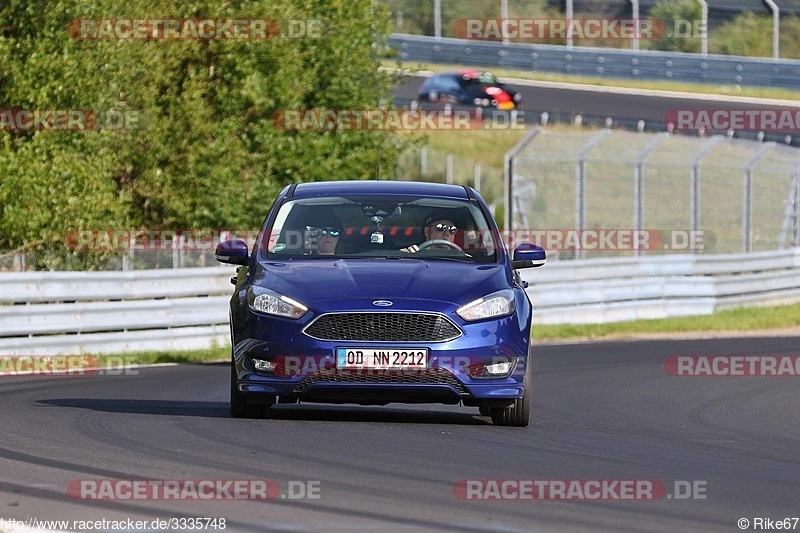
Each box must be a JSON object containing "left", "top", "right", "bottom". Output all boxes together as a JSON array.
[{"left": 252, "top": 259, "right": 510, "bottom": 309}]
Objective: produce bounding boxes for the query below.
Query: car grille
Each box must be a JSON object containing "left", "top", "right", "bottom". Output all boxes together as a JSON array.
[
  {"left": 303, "top": 312, "right": 461, "bottom": 342},
  {"left": 291, "top": 368, "right": 470, "bottom": 396}
]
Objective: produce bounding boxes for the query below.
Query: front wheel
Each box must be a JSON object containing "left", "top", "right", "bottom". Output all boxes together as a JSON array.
[
  {"left": 489, "top": 367, "right": 531, "bottom": 427},
  {"left": 230, "top": 356, "right": 271, "bottom": 419}
]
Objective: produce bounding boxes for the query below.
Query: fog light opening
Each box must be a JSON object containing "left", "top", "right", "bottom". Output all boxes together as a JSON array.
[
  {"left": 465, "top": 357, "right": 518, "bottom": 379},
  {"left": 485, "top": 361, "right": 513, "bottom": 376},
  {"left": 252, "top": 359, "right": 276, "bottom": 373}
]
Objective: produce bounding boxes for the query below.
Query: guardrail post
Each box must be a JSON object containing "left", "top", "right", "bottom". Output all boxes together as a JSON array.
[
  {"left": 420, "top": 146, "right": 427, "bottom": 177},
  {"left": 474, "top": 162, "right": 482, "bottom": 192}
]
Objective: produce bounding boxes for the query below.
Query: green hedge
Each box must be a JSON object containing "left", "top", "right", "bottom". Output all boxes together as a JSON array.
[{"left": 0, "top": 0, "right": 406, "bottom": 268}]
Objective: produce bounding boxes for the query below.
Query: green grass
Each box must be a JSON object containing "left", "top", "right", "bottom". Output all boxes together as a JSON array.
[
  {"left": 533, "top": 301, "right": 800, "bottom": 341},
  {"left": 95, "top": 346, "right": 229, "bottom": 367},
  {"left": 390, "top": 60, "right": 800, "bottom": 101}
]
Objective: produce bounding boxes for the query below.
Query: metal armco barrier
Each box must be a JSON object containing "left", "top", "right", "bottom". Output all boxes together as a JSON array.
[
  {"left": 1, "top": 249, "right": 799, "bottom": 355},
  {"left": 521, "top": 248, "right": 800, "bottom": 324},
  {"left": 389, "top": 33, "right": 800, "bottom": 89}
]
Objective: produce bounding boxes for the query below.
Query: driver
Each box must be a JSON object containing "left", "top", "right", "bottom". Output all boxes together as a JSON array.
[{"left": 401, "top": 210, "right": 458, "bottom": 253}]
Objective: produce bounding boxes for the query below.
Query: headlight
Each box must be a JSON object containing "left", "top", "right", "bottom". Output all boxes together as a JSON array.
[
  {"left": 247, "top": 286, "right": 308, "bottom": 319},
  {"left": 457, "top": 289, "right": 516, "bottom": 321}
]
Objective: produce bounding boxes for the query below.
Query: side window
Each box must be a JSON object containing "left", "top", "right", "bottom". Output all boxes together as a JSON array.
[
  {"left": 430, "top": 77, "right": 448, "bottom": 92},
  {"left": 441, "top": 77, "right": 461, "bottom": 93}
]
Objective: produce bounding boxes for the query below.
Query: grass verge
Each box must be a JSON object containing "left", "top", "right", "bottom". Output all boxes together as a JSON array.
[
  {"left": 97, "top": 345, "right": 229, "bottom": 367},
  {"left": 533, "top": 301, "right": 800, "bottom": 341}
]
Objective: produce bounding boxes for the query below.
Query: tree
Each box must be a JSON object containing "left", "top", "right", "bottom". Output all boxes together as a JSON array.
[{"left": 1, "top": 0, "right": 404, "bottom": 269}]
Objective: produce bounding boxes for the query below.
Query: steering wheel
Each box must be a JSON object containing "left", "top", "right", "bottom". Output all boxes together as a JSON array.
[{"left": 417, "top": 239, "right": 463, "bottom": 251}]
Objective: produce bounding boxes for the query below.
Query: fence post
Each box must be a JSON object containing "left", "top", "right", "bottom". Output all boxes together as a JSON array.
[
  {"left": 504, "top": 126, "right": 543, "bottom": 231},
  {"left": 743, "top": 143, "right": 776, "bottom": 252},
  {"left": 690, "top": 137, "right": 723, "bottom": 251},
  {"left": 474, "top": 162, "right": 482, "bottom": 192},
  {"left": 446, "top": 154, "right": 453, "bottom": 184},
  {"left": 796, "top": 166, "right": 800, "bottom": 247},
  {"left": 779, "top": 172, "right": 798, "bottom": 249},
  {"left": 420, "top": 146, "right": 427, "bottom": 177},
  {"left": 434, "top": 0, "right": 441, "bottom": 39},
  {"left": 698, "top": 0, "right": 708, "bottom": 56},
  {"left": 575, "top": 130, "right": 610, "bottom": 259},
  {"left": 634, "top": 133, "right": 669, "bottom": 256}
]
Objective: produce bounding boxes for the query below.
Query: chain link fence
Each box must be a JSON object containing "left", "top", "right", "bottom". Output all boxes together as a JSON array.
[
  {"left": 396, "top": 144, "right": 504, "bottom": 207},
  {"left": 506, "top": 127, "right": 800, "bottom": 259}
]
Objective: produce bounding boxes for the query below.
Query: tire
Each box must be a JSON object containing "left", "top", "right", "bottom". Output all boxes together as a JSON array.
[
  {"left": 230, "top": 356, "right": 271, "bottom": 419},
  {"left": 490, "top": 367, "right": 531, "bottom": 427},
  {"left": 479, "top": 405, "right": 491, "bottom": 417}
]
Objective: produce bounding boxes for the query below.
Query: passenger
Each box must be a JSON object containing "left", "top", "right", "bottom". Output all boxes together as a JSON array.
[{"left": 306, "top": 212, "right": 342, "bottom": 255}]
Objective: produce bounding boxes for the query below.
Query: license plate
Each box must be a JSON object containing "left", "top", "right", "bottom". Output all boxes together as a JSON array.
[{"left": 335, "top": 348, "right": 428, "bottom": 369}]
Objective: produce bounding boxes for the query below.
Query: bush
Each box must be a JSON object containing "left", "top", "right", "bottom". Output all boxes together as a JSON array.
[{"left": 0, "top": 0, "right": 405, "bottom": 268}]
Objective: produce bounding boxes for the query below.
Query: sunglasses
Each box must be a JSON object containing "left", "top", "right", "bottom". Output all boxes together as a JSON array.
[
  {"left": 307, "top": 226, "right": 341, "bottom": 238},
  {"left": 431, "top": 223, "right": 458, "bottom": 234}
]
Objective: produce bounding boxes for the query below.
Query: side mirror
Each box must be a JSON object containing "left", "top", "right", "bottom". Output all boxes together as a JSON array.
[
  {"left": 512, "top": 243, "right": 546, "bottom": 269},
  {"left": 215, "top": 239, "right": 249, "bottom": 266}
]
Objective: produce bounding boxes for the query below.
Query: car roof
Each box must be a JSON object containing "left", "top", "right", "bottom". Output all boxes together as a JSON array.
[
  {"left": 429, "top": 71, "right": 480, "bottom": 78},
  {"left": 291, "top": 180, "right": 471, "bottom": 200}
]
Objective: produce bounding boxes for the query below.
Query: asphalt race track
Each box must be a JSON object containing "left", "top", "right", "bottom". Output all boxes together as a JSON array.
[
  {"left": 393, "top": 75, "right": 797, "bottom": 130},
  {"left": 2, "top": 336, "right": 799, "bottom": 532}
]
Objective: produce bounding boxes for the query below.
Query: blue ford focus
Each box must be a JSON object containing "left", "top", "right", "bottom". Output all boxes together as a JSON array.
[{"left": 216, "top": 181, "right": 545, "bottom": 426}]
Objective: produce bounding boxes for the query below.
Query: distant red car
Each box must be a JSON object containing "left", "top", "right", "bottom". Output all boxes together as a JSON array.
[{"left": 418, "top": 71, "right": 523, "bottom": 110}]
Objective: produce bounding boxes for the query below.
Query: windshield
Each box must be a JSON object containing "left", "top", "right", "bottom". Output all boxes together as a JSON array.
[
  {"left": 463, "top": 72, "right": 499, "bottom": 86},
  {"left": 258, "top": 195, "right": 500, "bottom": 263}
]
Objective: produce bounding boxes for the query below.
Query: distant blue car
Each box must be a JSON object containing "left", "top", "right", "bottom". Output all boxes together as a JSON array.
[{"left": 216, "top": 181, "right": 545, "bottom": 426}]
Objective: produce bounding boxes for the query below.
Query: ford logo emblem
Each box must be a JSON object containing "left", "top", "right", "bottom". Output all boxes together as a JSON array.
[{"left": 373, "top": 300, "right": 393, "bottom": 307}]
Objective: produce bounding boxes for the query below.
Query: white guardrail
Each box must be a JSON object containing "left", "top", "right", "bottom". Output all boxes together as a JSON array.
[{"left": 1, "top": 249, "right": 799, "bottom": 355}]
